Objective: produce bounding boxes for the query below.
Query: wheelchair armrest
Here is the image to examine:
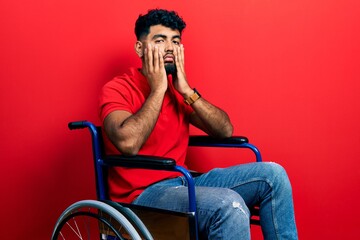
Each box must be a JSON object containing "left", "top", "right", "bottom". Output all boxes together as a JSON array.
[
  {"left": 103, "top": 154, "right": 198, "bottom": 215},
  {"left": 103, "top": 155, "right": 176, "bottom": 170},
  {"left": 189, "top": 135, "right": 262, "bottom": 162},
  {"left": 189, "top": 135, "right": 249, "bottom": 146}
]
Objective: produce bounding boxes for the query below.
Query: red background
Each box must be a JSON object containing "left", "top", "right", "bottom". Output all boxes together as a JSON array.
[{"left": 1, "top": 0, "right": 359, "bottom": 239}]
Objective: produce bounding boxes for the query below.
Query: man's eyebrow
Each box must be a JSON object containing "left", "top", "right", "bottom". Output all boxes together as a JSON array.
[{"left": 152, "top": 34, "right": 181, "bottom": 40}]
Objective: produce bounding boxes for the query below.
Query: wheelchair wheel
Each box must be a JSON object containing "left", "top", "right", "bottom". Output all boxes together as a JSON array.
[{"left": 52, "top": 200, "right": 145, "bottom": 240}]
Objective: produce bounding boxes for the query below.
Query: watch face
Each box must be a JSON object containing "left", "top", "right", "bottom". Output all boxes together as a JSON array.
[{"left": 185, "top": 91, "right": 200, "bottom": 105}]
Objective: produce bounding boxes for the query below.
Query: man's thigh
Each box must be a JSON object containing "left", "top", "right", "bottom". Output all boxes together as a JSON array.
[
  {"left": 133, "top": 180, "right": 248, "bottom": 215},
  {"left": 194, "top": 162, "right": 285, "bottom": 206}
]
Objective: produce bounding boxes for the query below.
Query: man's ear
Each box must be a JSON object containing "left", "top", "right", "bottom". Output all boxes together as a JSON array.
[{"left": 134, "top": 41, "right": 143, "bottom": 58}]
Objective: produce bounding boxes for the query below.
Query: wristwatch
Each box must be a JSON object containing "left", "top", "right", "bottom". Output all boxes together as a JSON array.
[{"left": 184, "top": 88, "right": 201, "bottom": 105}]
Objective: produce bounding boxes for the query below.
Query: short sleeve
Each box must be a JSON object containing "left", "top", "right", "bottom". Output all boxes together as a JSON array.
[{"left": 99, "top": 76, "right": 134, "bottom": 123}]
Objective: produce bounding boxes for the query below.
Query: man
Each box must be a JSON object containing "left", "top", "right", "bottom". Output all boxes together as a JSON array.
[{"left": 99, "top": 9, "right": 298, "bottom": 239}]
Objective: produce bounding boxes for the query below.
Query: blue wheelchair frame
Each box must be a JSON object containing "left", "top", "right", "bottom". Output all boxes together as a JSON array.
[{"left": 68, "top": 120, "right": 262, "bottom": 239}]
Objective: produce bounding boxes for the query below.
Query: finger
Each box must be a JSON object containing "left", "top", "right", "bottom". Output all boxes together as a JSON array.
[
  {"left": 175, "top": 45, "right": 183, "bottom": 71},
  {"left": 158, "top": 49, "right": 164, "bottom": 71},
  {"left": 176, "top": 44, "right": 184, "bottom": 65},
  {"left": 147, "top": 43, "right": 153, "bottom": 72},
  {"left": 174, "top": 45, "right": 180, "bottom": 67},
  {"left": 180, "top": 44, "right": 185, "bottom": 66},
  {"left": 153, "top": 45, "right": 159, "bottom": 71}
]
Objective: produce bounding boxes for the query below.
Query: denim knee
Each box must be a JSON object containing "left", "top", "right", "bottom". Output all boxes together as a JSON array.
[
  {"left": 263, "top": 162, "right": 292, "bottom": 187},
  {"left": 197, "top": 188, "right": 250, "bottom": 217},
  {"left": 218, "top": 189, "right": 250, "bottom": 217},
  {"left": 197, "top": 189, "right": 250, "bottom": 239}
]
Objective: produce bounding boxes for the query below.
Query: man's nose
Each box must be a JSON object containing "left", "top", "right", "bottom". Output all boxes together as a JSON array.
[{"left": 165, "top": 40, "right": 174, "bottom": 52}]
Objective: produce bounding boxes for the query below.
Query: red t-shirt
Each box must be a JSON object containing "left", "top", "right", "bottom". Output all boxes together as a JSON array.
[{"left": 99, "top": 68, "right": 193, "bottom": 203}]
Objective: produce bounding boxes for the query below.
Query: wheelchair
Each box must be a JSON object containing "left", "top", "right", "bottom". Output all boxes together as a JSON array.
[{"left": 52, "top": 121, "right": 263, "bottom": 240}]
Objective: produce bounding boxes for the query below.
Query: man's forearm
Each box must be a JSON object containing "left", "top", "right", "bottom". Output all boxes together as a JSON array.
[
  {"left": 107, "top": 91, "right": 165, "bottom": 155},
  {"left": 172, "top": 45, "right": 232, "bottom": 138},
  {"left": 190, "top": 97, "right": 233, "bottom": 138}
]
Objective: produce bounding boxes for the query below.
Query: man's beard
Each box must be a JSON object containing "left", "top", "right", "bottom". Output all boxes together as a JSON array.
[{"left": 165, "top": 63, "right": 177, "bottom": 75}]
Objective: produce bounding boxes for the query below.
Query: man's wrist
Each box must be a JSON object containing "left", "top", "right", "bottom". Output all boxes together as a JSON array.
[{"left": 179, "top": 85, "right": 193, "bottom": 98}]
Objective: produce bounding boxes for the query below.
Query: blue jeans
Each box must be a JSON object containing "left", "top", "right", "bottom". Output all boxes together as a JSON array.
[{"left": 133, "top": 162, "right": 298, "bottom": 239}]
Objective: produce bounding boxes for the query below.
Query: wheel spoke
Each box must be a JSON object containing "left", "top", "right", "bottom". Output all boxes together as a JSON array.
[
  {"left": 52, "top": 200, "right": 145, "bottom": 240},
  {"left": 65, "top": 218, "right": 83, "bottom": 239}
]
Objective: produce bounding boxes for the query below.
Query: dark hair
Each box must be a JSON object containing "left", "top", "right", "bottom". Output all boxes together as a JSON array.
[{"left": 135, "top": 9, "right": 186, "bottom": 40}]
